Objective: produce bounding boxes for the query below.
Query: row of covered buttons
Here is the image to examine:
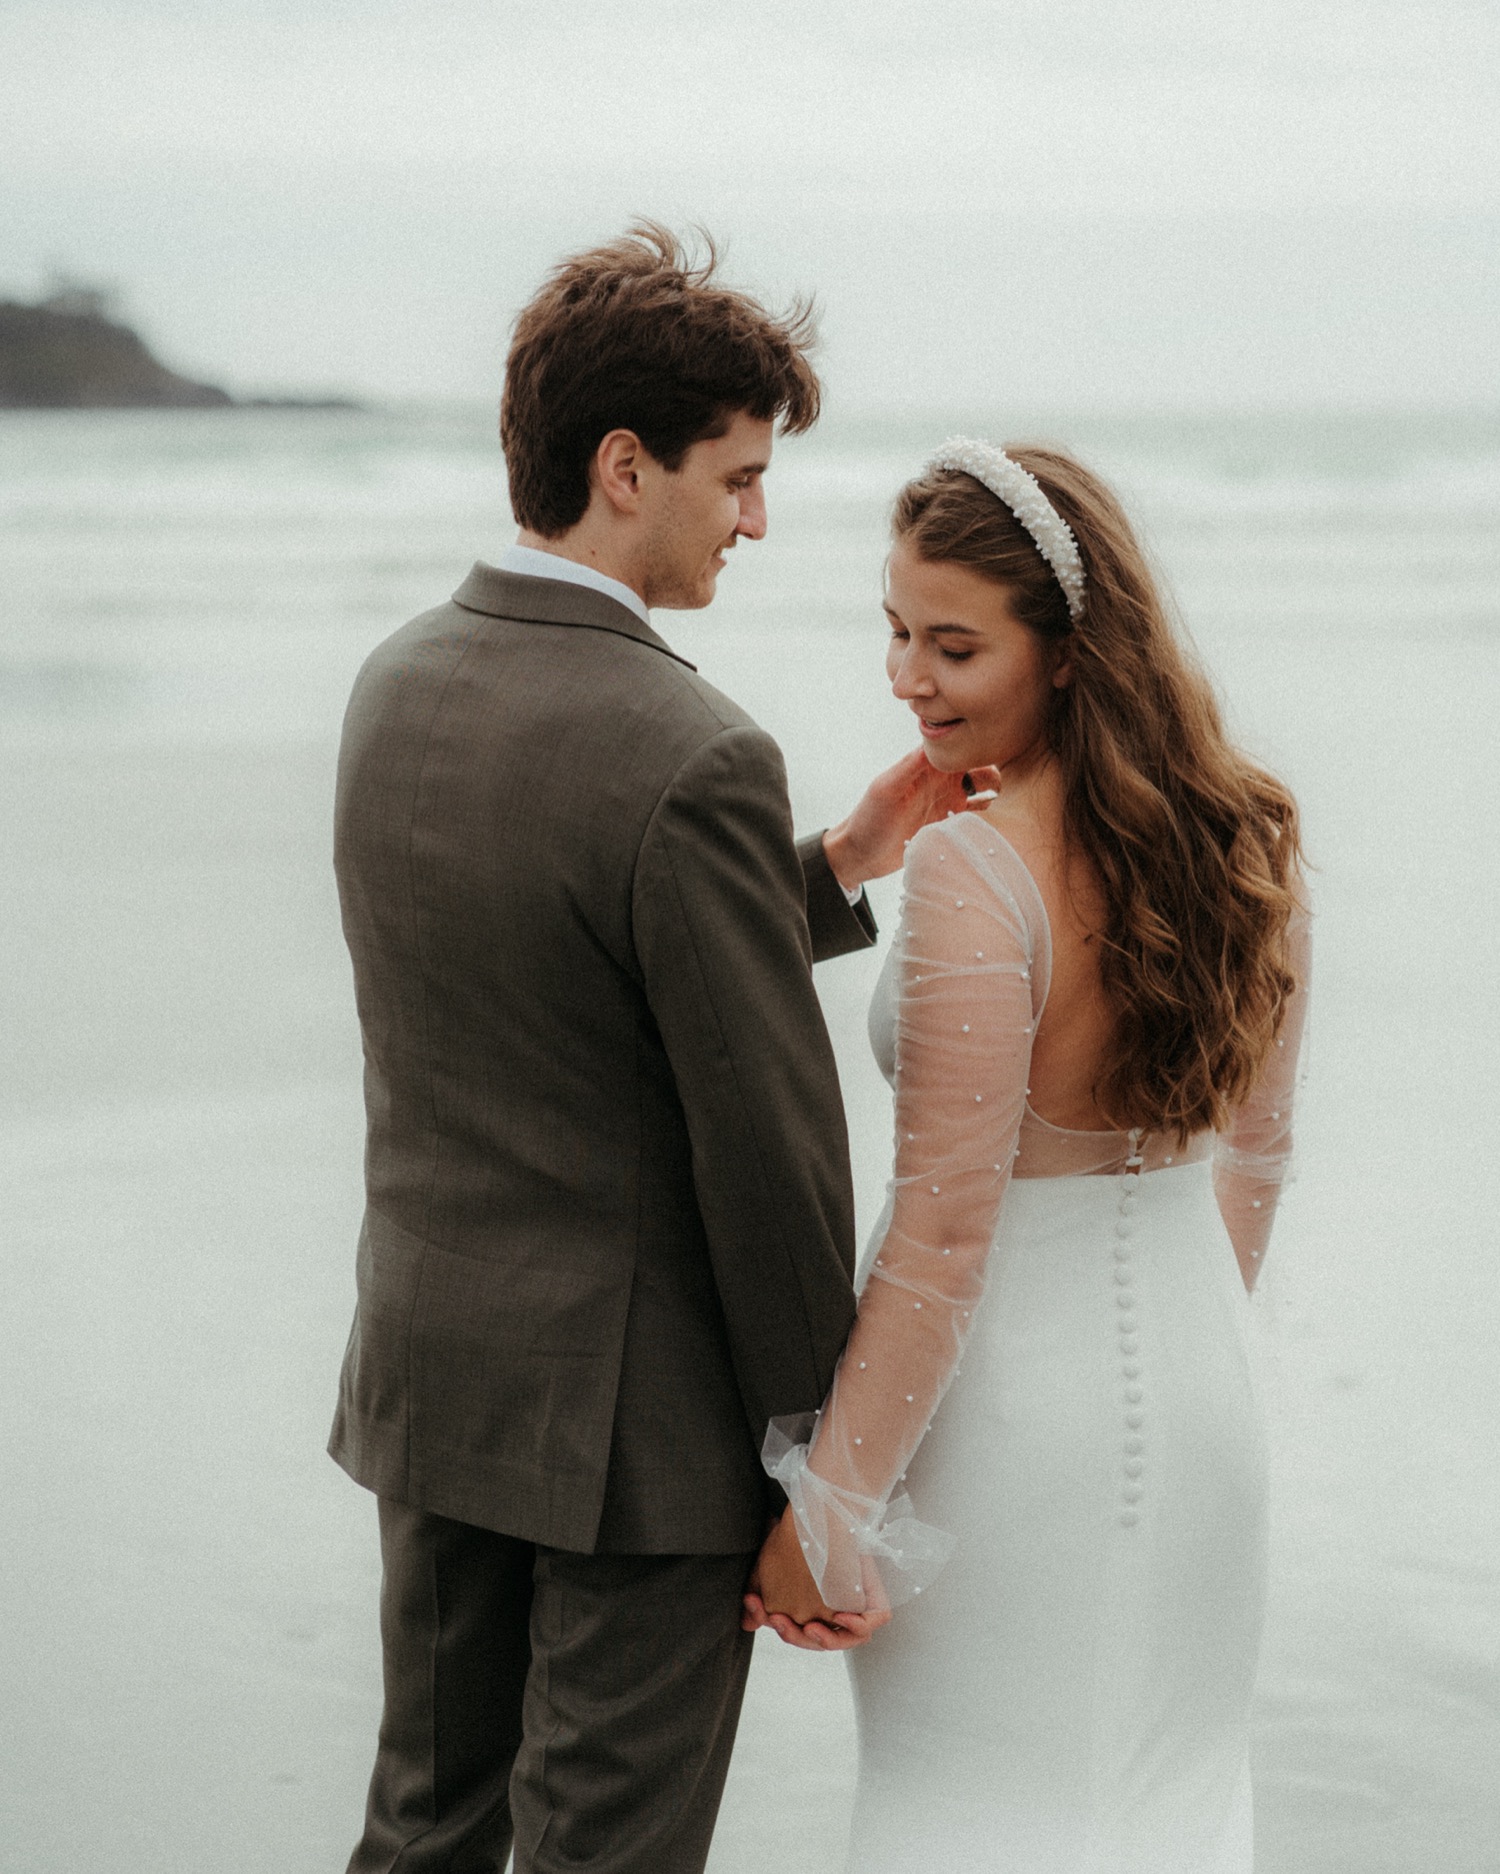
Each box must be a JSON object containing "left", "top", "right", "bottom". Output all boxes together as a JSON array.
[{"left": 1116, "top": 1129, "right": 1145, "bottom": 1528}]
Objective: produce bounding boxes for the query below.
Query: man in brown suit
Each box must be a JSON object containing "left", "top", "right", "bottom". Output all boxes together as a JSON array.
[{"left": 330, "top": 226, "right": 977, "bottom": 1873}]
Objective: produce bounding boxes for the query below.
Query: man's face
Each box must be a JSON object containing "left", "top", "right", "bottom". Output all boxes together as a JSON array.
[{"left": 637, "top": 410, "right": 773, "bottom": 610}]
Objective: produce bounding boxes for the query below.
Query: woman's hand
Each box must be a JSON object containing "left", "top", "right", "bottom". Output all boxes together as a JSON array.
[
  {"left": 741, "top": 1509, "right": 890, "bottom": 1651},
  {"left": 823, "top": 750, "right": 1004, "bottom": 891}
]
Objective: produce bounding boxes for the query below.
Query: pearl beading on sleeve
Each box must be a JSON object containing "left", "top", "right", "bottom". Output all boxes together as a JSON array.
[
  {"left": 764, "top": 817, "right": 1045, "bottom": 1610},
  {"left": 1211, "top": 902, "right": 1312, "bottom": 1276}
]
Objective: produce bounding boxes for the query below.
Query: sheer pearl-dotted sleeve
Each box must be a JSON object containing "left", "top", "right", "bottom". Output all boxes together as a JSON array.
[
  {"left": 1213, "top": 901, "right": 1312, "bottom": 1287},
  {"left": 764, "top": 818, "right": 1043, "bottom": 1610}
]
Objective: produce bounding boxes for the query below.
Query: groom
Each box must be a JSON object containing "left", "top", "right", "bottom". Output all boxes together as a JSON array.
[{"left": 330, "top": 224, "right": 969, "bottom": 1873}]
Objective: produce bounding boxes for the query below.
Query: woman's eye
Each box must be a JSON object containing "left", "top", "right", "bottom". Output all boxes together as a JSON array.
[
  {"left": 888, "top": 628, "right": 909, "bottom": 644},
  {"left": 940, "top": 648, "right": 973, "bottom": 663}
]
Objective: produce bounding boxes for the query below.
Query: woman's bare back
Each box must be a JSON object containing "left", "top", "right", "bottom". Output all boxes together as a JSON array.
[{"left": 978, "top": 781, "right": 1118, "bottom": 1134}]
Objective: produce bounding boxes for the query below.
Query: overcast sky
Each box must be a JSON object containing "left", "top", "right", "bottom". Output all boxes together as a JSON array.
[{"left": 4, "top": 0, "right": 1498, "bottom": 406}]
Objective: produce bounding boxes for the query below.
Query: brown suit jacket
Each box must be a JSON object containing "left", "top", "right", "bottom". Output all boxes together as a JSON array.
[{"left": 328, "top": 564, "right": 874, "bottom": 1554}]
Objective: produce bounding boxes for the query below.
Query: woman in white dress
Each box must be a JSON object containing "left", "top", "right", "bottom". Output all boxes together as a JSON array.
[{"left": 744, "top": 439, "right": 1311, "bottom": 1872}]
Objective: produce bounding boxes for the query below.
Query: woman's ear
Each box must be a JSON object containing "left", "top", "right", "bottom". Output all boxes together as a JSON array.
[{"left": 1050, "top": 639, "right": 1075, "bottom": 689}]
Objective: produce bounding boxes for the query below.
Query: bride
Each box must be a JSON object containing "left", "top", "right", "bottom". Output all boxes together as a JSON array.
[{"left": 743, "top": 439, "right": 1310, "bottom": 1872}]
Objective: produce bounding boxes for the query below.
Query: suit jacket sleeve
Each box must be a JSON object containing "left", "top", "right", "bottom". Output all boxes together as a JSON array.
[
  {"left": 797, "top": 833, "right": 878, "bottom": 962},
  {"left": 633, "top": 726, "right": 860, "bottom": 1449}
]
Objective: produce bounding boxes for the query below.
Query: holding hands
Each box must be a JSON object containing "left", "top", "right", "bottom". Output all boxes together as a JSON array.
[
  {"left": 743, "top": 748, "right": 992, "bottom": 1655},
  {"left": 742, "top": 1508, "right": 890, "bottom": 1651}
]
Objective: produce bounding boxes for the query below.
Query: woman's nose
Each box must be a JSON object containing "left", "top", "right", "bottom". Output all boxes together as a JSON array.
[{"left": 890, "top": 649, "right": 935, "bottom": 698}]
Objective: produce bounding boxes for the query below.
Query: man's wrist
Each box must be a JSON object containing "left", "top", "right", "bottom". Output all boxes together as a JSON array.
[{"left": 821, "top": 822, "right": 865, "bottom": 897}]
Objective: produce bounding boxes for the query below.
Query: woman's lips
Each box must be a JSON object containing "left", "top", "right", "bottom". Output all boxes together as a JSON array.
[{"left": 918, "top": 715, "right": 964, "bottom": 739}]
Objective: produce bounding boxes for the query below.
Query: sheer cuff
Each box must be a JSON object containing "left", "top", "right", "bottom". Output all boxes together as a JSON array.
[{"left": 762, "top": 1415, "right": 957, "bottom": 1612}]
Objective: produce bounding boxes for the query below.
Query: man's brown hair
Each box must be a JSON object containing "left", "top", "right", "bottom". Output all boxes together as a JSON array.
[{"left": 501, "top": 221, "right": 821, "bottom": 537}]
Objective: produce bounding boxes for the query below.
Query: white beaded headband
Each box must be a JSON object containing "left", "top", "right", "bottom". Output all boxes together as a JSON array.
[{"left": 923, "top": 436, "right": 1086, "bottom": 623}]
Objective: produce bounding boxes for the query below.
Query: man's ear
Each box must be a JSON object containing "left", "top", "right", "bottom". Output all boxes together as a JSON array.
[{"left": 592, "top": 429, "right": 645, "bottom": 516}]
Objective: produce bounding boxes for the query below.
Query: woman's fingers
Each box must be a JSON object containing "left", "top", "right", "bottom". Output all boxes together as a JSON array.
[
  {"left": 804, "top": 1618, "right": 870, "bottom": 1650},
  {"left": 758, "top": 1606, "right": 885, "bottom": 1651},
  {"left": 766, "top": 1613, "right": 829, "bottom": 1651}
]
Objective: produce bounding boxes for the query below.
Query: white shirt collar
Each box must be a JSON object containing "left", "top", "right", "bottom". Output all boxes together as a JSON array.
[{"left": 496, "top": 544, "right": 650, "bottom": 627}]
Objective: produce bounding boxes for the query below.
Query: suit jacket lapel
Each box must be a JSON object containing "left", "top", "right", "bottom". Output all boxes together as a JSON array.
[{"left": 452, "top": 563, "right": 698, "bottom": 672}]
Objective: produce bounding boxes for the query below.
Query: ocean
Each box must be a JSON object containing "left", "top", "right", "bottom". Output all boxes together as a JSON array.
[{"left": 2, "top": 402, "right": 1497, "bottom": 1870}]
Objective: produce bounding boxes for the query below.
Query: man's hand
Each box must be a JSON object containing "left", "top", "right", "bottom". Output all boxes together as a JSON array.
[
  {"left": 822, "top": 750, "right": 1003, "bottom": 892},
  {"left": 740, "top": 1509, "right": 889, "bottom": 1651}
]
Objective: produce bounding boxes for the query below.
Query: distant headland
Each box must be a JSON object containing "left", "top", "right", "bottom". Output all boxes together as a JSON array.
[{"left": 0, "top": 285, "right": 360, "bottom": 410}]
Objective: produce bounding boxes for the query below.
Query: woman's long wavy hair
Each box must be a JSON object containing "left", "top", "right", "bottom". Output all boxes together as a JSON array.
[{"left": 893, "top": 447, "right": 1306, "bottom": 1143}]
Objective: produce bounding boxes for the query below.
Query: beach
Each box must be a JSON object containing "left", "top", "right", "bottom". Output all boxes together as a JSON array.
[{"left": 2, "top": 405, "right": 1497, "bottom": 1870}]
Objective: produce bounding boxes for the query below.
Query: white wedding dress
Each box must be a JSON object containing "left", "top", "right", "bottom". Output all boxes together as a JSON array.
[{"left": 767, "top": 813, "right": 1309, "bottom": 1873}]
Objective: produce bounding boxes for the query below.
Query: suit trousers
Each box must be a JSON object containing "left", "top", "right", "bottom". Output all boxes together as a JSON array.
[{"left": 347, "top": 1500, "right": 758, "bottom": 1874}]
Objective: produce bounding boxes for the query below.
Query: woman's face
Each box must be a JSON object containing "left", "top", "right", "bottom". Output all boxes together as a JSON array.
[{"left": 883, "top": 538, "right": 1069, "bottom": 776}]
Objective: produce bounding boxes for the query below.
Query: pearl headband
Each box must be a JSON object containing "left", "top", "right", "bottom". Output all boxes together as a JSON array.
[{"left": 923, "top": 436, "right": 1086, "bottom": 623}]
